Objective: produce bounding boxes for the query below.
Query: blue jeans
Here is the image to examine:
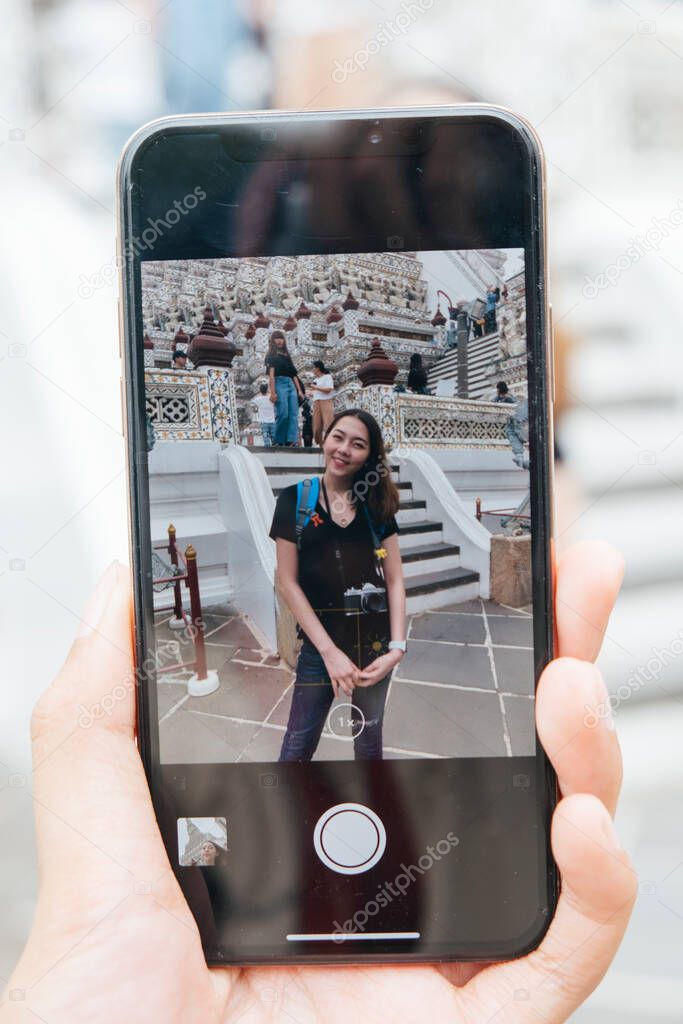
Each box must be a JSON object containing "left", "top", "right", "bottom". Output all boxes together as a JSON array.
[
  {"left": 274, "top": 376, "right": 299, "bottom": 445},
  {"left": 261, "top": 421, "right": 275, "bottom": 446},
  {"left": 279, "top": 641, "right": 392, "bottom": 761}
]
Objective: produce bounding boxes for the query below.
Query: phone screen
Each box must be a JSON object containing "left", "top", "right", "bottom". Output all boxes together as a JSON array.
[{"left": 119, "top": 110, "right": 555, "bottom": 963}]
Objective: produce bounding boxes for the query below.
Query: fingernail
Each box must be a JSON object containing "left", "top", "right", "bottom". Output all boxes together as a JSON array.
[
  {"left": 600, "top": 810, "right": 623, "bottom": 852},
  {"left": 76, "top": 562, "right": 119, "bottom": 638}
]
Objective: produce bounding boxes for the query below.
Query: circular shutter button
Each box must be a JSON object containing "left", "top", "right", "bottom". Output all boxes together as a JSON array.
[{"left": 313, "top": 802, "right": 386, "bottom": 875}]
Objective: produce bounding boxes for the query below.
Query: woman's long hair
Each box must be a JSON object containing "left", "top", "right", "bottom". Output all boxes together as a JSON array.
[
  {"left": 409, "top": 352, "right": 423, "bottom": 370},
  {"left": 266, "top": 329, "right": 292, "bottom": 362},
  {"left": 323, "top": 408, "right": 400, "bottom": 523}
]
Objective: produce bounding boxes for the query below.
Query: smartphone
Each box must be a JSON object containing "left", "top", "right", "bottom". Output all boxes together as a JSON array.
[{"left": 116, "top": 105, "right": 557, "bottom": 965}]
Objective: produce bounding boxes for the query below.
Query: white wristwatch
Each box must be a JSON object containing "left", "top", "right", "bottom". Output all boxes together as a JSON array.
[{"left": 388, "top": 640, "right": 407, "bottom": 653}]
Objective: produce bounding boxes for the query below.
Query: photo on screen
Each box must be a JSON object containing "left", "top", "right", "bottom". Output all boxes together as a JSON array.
[
  {"left": 177, "top": 816, "right": 228, "bottom": 867},
  {"left": 142, "top": 249, "right": 533, "bottom": 763}
]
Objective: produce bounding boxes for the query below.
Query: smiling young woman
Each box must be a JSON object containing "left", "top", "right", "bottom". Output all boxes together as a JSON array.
[{"left": 269, "top": 409, "right": 406, "bottom": 761}]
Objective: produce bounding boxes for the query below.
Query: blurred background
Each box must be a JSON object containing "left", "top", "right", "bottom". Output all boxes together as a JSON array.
[{"left": 2, "top": 0, "right": 683, "bottom": 1018}]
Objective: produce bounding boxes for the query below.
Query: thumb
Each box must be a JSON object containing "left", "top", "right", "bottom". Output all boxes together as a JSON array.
[
  {"left": 33, "top": 561, "right": 136, "bottom": 746},
  {"left": 30, "top": 563, "right": 173, "bottom": 904}
]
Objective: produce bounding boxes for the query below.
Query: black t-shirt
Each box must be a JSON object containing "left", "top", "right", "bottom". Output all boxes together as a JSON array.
[
  {"left": 265, "top": 352, "right": 298, "bottom": 378},
  {"left": 269, "top": 481, "right": 399, "bottom": 667}
]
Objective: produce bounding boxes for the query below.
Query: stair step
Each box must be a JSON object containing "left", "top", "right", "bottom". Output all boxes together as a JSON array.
[
  {"left": 265, "top": 464, "right": 400, "bottom": 474},
  {"left": 400, "top": 519, "right": 443, "bottom": 535},
  {"left": 398, "top": 499, "right": 426, "bottom": 511},
  {"left": 405, "top": 566, "right": 480, "bottom": 596},
  {"left": 271, "top": 479, "right": 412, "bottom": 497},
  {"left": 249, "top": 445, "right": 323, "bottom": 453},
  {"left": 401, "top": 541, "right": 460, "bottom": 563}
]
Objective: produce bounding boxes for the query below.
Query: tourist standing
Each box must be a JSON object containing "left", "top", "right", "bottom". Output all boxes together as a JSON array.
[
  {"left": 308, "top": 359, "right": 336, "bottom": 446},
  {"left": 407, "top": 352, "right": 429, "bottom": 394},
  {"left": 269, "top": 408, "right": 406, "bottom": 761},
  {"left": 265, "top": 330, "right": 304, "bottom": 446},
  {"left": 251, "top": 382, "right": 276, "bottom": 446},
  {"left": 300, "top": 396, "right": 314, "bottom": 448},
  {"left": 493, "top": 381, "right": 528, "bottom": 467},
  {"left": 171, "top": 349, "right": 188, "bottom": 370},
  {"left": 485, "top": 285, "right": 500, "bottom": 334}
]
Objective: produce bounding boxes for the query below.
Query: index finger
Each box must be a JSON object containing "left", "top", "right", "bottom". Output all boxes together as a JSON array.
[{"left": 555, "top": 540, "right": 624, "bottom": 662}]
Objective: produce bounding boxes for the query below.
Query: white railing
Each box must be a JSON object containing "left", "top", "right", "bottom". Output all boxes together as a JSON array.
[{"left": 217, "top": 445, "right": 277, "bottom": 650}]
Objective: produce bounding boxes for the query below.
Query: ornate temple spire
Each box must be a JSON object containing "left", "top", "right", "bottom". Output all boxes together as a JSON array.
[
  {"left": 357, "top": 338, "right": 398, "bottom": 387},
  {"left": 188, "top": 305, "right": 242, "bottom": 369}
]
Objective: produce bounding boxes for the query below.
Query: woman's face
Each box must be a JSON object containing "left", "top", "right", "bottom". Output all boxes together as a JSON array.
[
  {"left": 199, "top": 841, "right": 217, "bottom": 865},
  {"left": 323, "top": 417, "right": 370, "bottom": 482},
  {"left": 274, "top": 335, "right": 285, "bottom": 348},
  {"left": 313, "top": 366, "right": 322, "bottom": 377}
]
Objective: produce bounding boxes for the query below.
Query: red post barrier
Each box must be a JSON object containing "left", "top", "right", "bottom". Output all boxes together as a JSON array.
[
  {"left": 167, "top": 523, "right": 183, "bottom": 621},
  {"left": 185, "top": 544, "right": 207, "bottom": 681},
  {"left": 475, "top": 496, "right": 482, "bottom": 522}
]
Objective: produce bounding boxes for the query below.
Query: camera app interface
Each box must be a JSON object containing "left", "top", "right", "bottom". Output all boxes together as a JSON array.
[{"left": 143, "top": 247, "right": 534, "bottom": 766}]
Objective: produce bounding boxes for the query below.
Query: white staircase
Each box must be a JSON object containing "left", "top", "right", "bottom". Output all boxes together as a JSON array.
[
  {"left": 147, "top": 441, "right": 231, "bottom": 608},
  {"left": 427, "top": 331, "right": 501, "bottom": 399},
  {"left": 251, "top": 446, "right": 481, "bottom": 611}
]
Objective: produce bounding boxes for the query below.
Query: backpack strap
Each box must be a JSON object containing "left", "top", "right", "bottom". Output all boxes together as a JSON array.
[
  {"left": 360, "top": 501, "right": 388, "bottom": 566},
  {"left": 295, "top": 477, "right": 320, "bottom": 550}
]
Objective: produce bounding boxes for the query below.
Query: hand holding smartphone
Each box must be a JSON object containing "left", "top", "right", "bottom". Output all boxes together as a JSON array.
[{"left": 5, "top": 105, "right": 634, "bottom": 1024}]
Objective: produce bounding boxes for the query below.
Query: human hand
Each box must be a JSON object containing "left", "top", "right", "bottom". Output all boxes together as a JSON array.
[
  {"left": 321, "top": 644, "right": 360, "bottom": 697},
  {"left": 3, "top": 541, "right": 635, "bottom": 1023},
  {"left": 269, "top": 392, "right": 276, "bottom": 404},
  {"left": 356, "top": 648, "right": 403, "bottom": 687}
]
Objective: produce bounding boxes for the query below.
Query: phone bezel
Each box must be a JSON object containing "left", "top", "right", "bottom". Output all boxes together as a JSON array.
[{"left": 116, "top": 104, "right": 558, "bottom": 966}]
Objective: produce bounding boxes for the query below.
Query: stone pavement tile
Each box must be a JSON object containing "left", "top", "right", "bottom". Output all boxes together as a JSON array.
[
  {"left": 157, "top": 681, "right": 185, "bottom": 718},
  {"left": 154, "top": 620, "right": 191, "bottom": 645},
  {"left": 410, "top": 611, "right": 486, "bottom": 644},
  {"left": 159, "top": 709, "right": 258, "bottom": 763},
  {"left": 238, "top": 725, "right": 285, "bottom": 763},
  {"left": 233, "top": 648, "right": 266, "bottom": 663},
  {"left": 183, "top": 659, "right": 291, "bottom": 721},
  {"left": 384, "top": 682, "right": 507, "bottom": 757},
  {"left": 262, "top": 685, "right": 295, "bottom": 727},
  {"left": 202, "top": 643, "right": 239, "bottom": 671},
  {"left": 204, "top": 617, "right": 262, "bottom": 649},
  {"left": 157, "top": 641, "right": 240, "bottom": 678},
  {"left": 204, "top": 601, "right": 241, "bottom": 618},
  {"left": 501, "top": 695, "right": 535, "bottom": 756},
  {"left": 397, "top": 639, "right": 495, "bottom": 689},
  {"left": 434, "top": 598, "right": 483, "bottom": 614},
  {"left": 236, "top": 725, "right": 354, "bottom": 762},
  {"left": 483, "top": 600, "right": 530, "bottom": 617},
  {"left": 492, "top": 646, "right": 535, "bottom": 696},
  {"left": 201, "top": 613, "right": 236, "bottom": 634},
  {"left": 488, "top": 615, "right": 533, "bottom": 648},
  {"left": 314, "top": 734, "right": 355, "bottom": 760}
]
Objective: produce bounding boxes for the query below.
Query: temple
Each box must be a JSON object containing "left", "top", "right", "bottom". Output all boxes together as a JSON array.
[{"left": 145, "top": 250, "right": 535, "bottom": 760}]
